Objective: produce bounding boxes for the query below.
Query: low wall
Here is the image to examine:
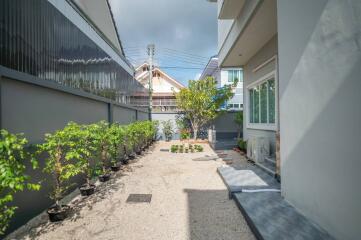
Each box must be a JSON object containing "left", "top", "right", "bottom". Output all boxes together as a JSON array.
[
  {"left": 152, "top": 111, "right": 241, "bottom": 141},
  {"left": 0, "top": 67, "right": 149, "bottom": 235}
]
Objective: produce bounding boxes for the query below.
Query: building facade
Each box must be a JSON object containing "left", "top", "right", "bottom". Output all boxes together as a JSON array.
[
  {"left": 216, "top": 0, "right": 361, "bottom": 239},
  {"left": 0, "top": 0, "right": 149, "bottom": 234},
  {"left": 133, "top": 63, "right": 185, "bottom": 112},
  {"left": 199, "top": 56, "right": 243, "bottom": 111}
]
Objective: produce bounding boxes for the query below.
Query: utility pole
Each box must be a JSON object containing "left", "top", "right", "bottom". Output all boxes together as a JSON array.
[{"left": 147, "top": 44, "right": 155, "bottom": 120}]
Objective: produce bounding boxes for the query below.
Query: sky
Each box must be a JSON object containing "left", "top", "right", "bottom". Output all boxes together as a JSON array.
[{"left": 109, "top": 0, "right": 218, "bottom": 86}]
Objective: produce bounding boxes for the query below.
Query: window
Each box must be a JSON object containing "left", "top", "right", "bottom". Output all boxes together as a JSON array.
[
  {"left": 228, "top": 70, "right": 242, "bottom": 83},
  {"left": 228, "top": 103, "right": 234, "bottom": 108},
  {"left": 234, "top": 104, "right": 240, "bottom": 109},
  {"left": 249, "top": 78, "right": 275, "bottom": 124}
]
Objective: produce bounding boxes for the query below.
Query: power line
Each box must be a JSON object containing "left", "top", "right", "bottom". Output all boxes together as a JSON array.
[{"left": 159, "top": 66, "right": 219, "bottom": 70}]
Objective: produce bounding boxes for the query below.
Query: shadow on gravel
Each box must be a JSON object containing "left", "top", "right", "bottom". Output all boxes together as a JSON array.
[
  {"left": 21, "top": 171, "right": 127, "bottom": 240},
  {"left": 184, "top": 189, "right": 253, "bottom": 240}
]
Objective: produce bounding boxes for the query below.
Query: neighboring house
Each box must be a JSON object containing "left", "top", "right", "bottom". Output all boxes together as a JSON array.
[
  {"left": 0, "top": 0, "right": 148, "bottom": 234},
  {"left": 216, "top": 0, "right": 360, "bottom": 239},
  {"left": 133, "top": 63, "right": 185, "bottom": 112},
  {"left": 199, "top": 56, "right": 243, "bottom": 111}
]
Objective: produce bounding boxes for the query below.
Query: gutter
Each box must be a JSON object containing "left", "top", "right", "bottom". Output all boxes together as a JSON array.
[{"left": 65, "top": 0, "right": 134, "bottom": 71}]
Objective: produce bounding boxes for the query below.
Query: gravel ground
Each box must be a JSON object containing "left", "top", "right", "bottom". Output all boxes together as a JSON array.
[{"left": 9, "top": 141, "right": 255, "bottom": 240}]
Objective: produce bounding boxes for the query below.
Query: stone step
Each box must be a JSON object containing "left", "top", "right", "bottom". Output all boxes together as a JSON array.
[
  {"left": 265, "top": 156, "right": 276, "bottom": 165},
  {"left": 255, "top": 161, "right": 276, "bottom": 177}
]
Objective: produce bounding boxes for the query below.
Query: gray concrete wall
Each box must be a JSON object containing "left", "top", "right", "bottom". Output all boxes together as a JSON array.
[
  {"left": 1, "top": 77, "right": 108, "bottom": 143},
  {"left": 0, "top": 76, "right": 149, "bottom": 235},
  {"left": 210, "top": 111, "right": 241, "bottom": 140},
  {"left": 152, "top": 112, "right": 240, "bottom": 141},
  {"left": 151, "top": 112, "right": 179, "bottom": 140},
  {"left": 138, "top": 111, "right": 149, "bottom": 121},
  {"left": 113, "top": 105, "right": 136, "bottom": 124},
  {"left": 278, "top": 0, "right": 361, "bottom": 239},
  {"left": 243, "top": 35, "right": 278, "bottom": 155}
]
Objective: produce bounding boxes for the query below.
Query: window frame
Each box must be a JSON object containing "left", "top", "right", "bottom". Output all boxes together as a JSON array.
[
  {"left": 246, "top": 71, "right": 278, "bottom": 131},
  {"left": 228, "top": 69, "right": 241, "bottom": 83}
]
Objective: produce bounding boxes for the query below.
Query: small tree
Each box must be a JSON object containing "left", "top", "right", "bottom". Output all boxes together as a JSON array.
[
  {"left": 107, "top": 124, "right": 125, "bottom": 166},
  {"left": 39, "top": 123, "right": 82, "bottom": 210},
  {"left": 175, "top": 77, "right": 235, "bottom": 140},
  {"left": 234, "top": 111, "right": 243, "bottom": 139},
  {"left": 0, "top": 130, "right": 40, "bottom": 235},
  {"left": 91, "top": 121, "right": 111, "bottom": 176},
  {"left": 162, "top": 120, "right": 173, "bottom": 141},
  {"left": 67, "top": 123, "right": 98, "bottom": 187}
]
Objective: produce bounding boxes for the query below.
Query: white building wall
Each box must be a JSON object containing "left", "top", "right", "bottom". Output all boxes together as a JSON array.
[
  {"left": 242, "top": 35, "right": 278, "bottom": 155},
  {"left": 220, "top": 68, "right": 243, "bottom": 110},
  {"left": 278, "top": 0, "right": 361, "bottom": 239}
]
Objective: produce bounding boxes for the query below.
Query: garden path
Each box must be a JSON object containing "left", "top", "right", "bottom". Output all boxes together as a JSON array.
[{"left": 10, "top": 141, "right": 255, "bottom": 240}]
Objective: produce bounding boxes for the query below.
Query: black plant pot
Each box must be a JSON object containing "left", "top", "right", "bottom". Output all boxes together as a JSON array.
[
  {"left": 111, "top": 165, "right": 121, "bottom": 172},
  {"left": 121, "top": 158, "right": 129, "bottom": 164},
  {"left": 79, "top": 184, "right": 95, "bottom": 196},
  {"left": 136, "top": 150, "right": 142, "bottom": 155},
  {"left": 47, "top": 205, "right": 71, "bottom": 222},
  {"left": 98, "top": 174, "right": 111, "bottom": 182},
  {"left": 128, "top": 153, "right": 136, "bottom": 160}
]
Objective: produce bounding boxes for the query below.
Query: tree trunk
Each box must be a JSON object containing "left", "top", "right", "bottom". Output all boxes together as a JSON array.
[
  {"left": 101, "top": 146, "right": 107, "bottom": 173},
  {"left": 193, "top": 128, "right": 198, "bottom": 140}
]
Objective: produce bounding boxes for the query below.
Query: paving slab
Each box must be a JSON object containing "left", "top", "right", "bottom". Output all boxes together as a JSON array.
[
  {"left": 217, "top": 165, "right": 280, "bottom": 195},
  {"left": 217, "top": 153, "right": 333, "bottom": 240},
  {"left": 234, "top": 192, "right": 334, "bottom": 240}
]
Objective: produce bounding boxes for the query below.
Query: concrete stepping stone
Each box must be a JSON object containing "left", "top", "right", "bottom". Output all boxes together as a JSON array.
[{"left": 234, "top": 192, "right": 334, "bottom": 240}]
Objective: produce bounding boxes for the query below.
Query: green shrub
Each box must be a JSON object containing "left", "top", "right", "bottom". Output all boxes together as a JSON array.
[
  {"left": 107, "top": 124, "right": 126, "bottom": 166},
  {"left": 238, "top": 139, "right": 247, "bottom": 152},
  {"left": 0, "top": 130, "right": 40, "bottom": 235},
  {"left": 180, "top": 129, "right": 191, "bottom": 140},
  {"left": 170, "top": 145, "right": 178, "bottom": 153},
  {"left": 39, "top": 123, "right": 83, "bottom": 211},
  {"left": 162, "top": 120, "right": 173, "bottom": 141},
  {"left": 194, "top": 145, "right": 203, "bottom": 152}
]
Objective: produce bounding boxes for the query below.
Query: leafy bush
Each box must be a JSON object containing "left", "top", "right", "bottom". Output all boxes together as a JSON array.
[
  {"left": 194, "top": 145, "right": 203, "bottom": 152},
  {"left": 180, "top": 129, "right": 191, "bottom": 140},
  {"left": 91, "top": 121, "right": 111, "bottom": 175},
  {"left": 107, "top": 124, "right": 126, "bottom": 166},
  {"left": 170, "top": 145, "right": 178, "bottom": 153},
  {"left": 162, "top": 120, "right": 173, "bottom": 141},
  {"left": 238, "top": 139, "right": 247, "bottom": 152},
  {"left": 0, "top": 130, "right": 40, "bottom": 235},
  {"left": 38, "top": 123, "right": 82, "bottom": 210}
]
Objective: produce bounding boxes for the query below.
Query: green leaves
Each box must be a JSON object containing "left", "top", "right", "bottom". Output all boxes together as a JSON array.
[
  {"left": 162, "top": 120, "right": 173, "bottom": 140},
  {"left": 0, "top": 130, "right": 40, "bottom": 235},
  {"left": 175, "top": 77, "right": 235, "bottom": 139},
  {"left": 0, "top": 120, "right": 158, "bottom": 235}
]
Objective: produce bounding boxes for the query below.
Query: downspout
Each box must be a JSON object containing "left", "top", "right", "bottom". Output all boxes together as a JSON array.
[{"left": 275, "top": 54, "right": 281, "bottom": 182}]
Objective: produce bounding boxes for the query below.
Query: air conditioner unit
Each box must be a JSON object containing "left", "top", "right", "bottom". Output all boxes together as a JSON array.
[{"left": 247, "top": 137, "right": 270, "bottom": 163}]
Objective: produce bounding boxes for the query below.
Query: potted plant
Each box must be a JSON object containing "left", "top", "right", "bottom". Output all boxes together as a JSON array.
[
  {"left": 124, "top": 125, "right": 137, "bottom": 160},
  {"left": 74, "top": 123, "right": 98, "bottom": 196},
  {"left": 170, "top": 145, "right": 178, "bottom": 153},
  {"left": 238, "top": 139, "right": 247, "bottom": 154},
  {"left": 108, "top": 124, "right": 125, "bottom": 172},
  {"left": 92, "top": 121, "right": 111, "bottom": 182},
  {"left": 151, "top": 120, "right": 160, "bottom": 142},
  {"left": 39, "top": 123, "right": 82, "bottom": 222},
  {"left": 179, "top": 144, "right": 184, "bottom": 153},
  {"left": 162, "top": 120, "right": 173, "bottom": 141},
  {"left": 0, "top": 130, "right": 41, "bottom": 235},
  {"left": 194, "top": 145, "right": 204, "bottom": 152}
]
